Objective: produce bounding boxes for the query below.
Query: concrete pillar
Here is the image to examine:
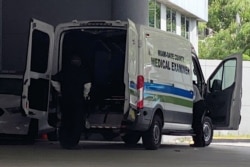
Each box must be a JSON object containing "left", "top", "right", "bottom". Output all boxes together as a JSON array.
[
  {"left": 111, "top": 0, "right": 149, "bottom": 25},
  {"left": 0, "top": 0, "right": 2, "bottom": 70},
  {"left": 175, "top": 12, "right": 181, "bottom": 36},
  {"left": 160, "top": 4, "right": 166, "bottom": 31},
  {"left": 189, "top": 19, "right": 198, "bottom": 55}
]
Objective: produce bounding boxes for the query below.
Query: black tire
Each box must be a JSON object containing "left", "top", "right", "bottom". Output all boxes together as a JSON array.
[
  {"left": 192, "top": 116, "right": 213, "bottom": 147},
  {"left": 59, "top": 125, "right": 82, "bottom": 149},
  {"left": 121, "top": 132, "right": 141, "bottom": 145},
  {"left": 47, "top": 129, "right": 58, "bottom": 141},
  {"left": 24, "top": 119, "right": 38, "bottom": 144},
  {"left": 142, "top": 115, "right": 162, "bottom": 150}
]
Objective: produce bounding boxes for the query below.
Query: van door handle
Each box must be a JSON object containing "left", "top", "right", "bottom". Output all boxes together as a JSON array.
[
  {"left": 24, "top": 79, "right": 28, "bottom": 85},
  {"left": 167, "top": 83, "right": 174, "bottom": 87}
]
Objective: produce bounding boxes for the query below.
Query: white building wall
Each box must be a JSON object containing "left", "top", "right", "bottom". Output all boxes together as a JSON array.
[
  {"left": 161, "top": 0, "right": 208, "bottom": 21},
  {"left": 157, "top": 0, "right": 208, "bottom": 55}
]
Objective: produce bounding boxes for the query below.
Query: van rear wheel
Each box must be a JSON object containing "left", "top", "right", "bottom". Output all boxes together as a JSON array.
[
  {"left": 121, "top": 132, "right": 141, "bottom": 145},
  {"left": 142, "top": 115, "right": 162, "bottom": 150},
  {"left": 24, "top": 119, "right": 38, "bottom": 144}
]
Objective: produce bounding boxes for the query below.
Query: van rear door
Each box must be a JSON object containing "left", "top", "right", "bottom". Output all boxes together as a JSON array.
[
  {"left": 125, "top": 19, "right": 139, "bottom": 111},
  {"left": 206, "top": 53, "right": 242, "bottom": 130},
  {"left": 22, "top": 19, "right": 54, "bottom": 119}
]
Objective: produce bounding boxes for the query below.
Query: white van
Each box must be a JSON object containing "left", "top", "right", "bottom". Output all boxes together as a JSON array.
[{"left": 22, "top": 19, "right": 242, "bottom": 150}]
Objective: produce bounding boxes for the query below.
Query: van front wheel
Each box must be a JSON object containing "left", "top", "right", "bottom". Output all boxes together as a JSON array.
[
  {"left": 192, "top": 116, "right": 213, "bottom": 147},
  {"left": 142, "top": 115, "right": 162, "bottom": 150}
]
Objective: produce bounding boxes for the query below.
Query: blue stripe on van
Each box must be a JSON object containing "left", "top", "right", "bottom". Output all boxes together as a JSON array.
[{"left": 129, "top": 81, "right": 193, "bottom": 99}]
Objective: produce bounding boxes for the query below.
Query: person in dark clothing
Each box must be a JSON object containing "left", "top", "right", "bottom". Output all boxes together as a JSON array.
[
  {"left": 191, "top": 84, "right": 206, "bottom": 147},
  {"left": 51, "top": 55, "right": 91, "bottom": 149}
]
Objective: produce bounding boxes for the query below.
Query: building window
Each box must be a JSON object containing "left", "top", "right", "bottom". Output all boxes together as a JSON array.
[
  {"left": 166, "top": 7, "right": 176, "bottom": 33},
  {"left": 149, "top": 0, "right": 161, "bottom": 28},
  {"left": 181, "top": 15, "right": 190, "bottom": 39}
]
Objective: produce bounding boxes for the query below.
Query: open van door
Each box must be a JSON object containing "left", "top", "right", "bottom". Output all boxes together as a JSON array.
[
  {"left": 205, "top": 53, "right": 242, "bottom": 130},
  {"left": 22, "top": 19, "right": 54, "bottom": 119},
  {"left": 125, "top": 19, "right": 139, "bottom": 111}
]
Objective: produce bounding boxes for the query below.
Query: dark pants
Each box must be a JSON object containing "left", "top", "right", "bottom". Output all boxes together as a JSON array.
[
  {"left": 59, "top": 96, "right": 85, "bottom": 147},
  {"left": 192, "top": 100, "right": 206, "bottom": 133}
]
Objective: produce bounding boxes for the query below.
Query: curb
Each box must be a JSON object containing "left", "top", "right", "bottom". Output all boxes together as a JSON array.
[{"left": 212, "top": 138, "right": 250, "bottom": 143}]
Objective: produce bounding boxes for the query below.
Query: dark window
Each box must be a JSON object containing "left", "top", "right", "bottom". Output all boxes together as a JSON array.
[
  {"left": 149, "top": 0, "right": 161, "bottom": 28},
  {"left": 171, "top": 10, "right": 176, "bottom": 33},
  {"left": 181, "top": 15, "right": 185, "bottom": 37},
  {"left": 31, "top": 30, "right": 50, "bottom": 73},
  {"left": 0, "top": 78, "right": 22, "bottom": 95},
  {"left": 166, "top": 8, "right": 171, "bottom": 31},
  {"left": 166, "top": 7, "right": 176, "bottom": 33},
  {"left": 192, "top": 57, "right": 203, "bottom": 95},
  {"left": 181, "top": 15, "right": 190, "bottom": 39},
  {"left": 209, "top": 59, "right": 236, "bottom": 91}
]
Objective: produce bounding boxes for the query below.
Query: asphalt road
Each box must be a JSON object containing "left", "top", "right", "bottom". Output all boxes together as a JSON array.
[{"left": 0, "top": 139, "right": 250, "bottom": 167}]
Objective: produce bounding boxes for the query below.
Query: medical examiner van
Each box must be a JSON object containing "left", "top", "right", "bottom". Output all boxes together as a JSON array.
[{"left": 22, "top": 19, "right": 242, "bottom": 150}]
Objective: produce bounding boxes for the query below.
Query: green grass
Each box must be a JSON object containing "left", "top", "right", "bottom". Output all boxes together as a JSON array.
[{"left": 213, "top": 134, "right": 250, "bottom": 139}]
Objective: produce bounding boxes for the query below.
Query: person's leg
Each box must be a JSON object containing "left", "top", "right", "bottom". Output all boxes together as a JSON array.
[
  {"left": 192, "top": 100, "right": 206, "bottom": 147},
  {"left": 59, "top": 98, "right": 75, "bottom": 148},
  {"left": 192, "top": 100, "right": 205, "bottom": 128}
]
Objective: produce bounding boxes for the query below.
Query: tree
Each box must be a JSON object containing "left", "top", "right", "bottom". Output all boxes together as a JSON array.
[{"left": 199, "top": 0, "right": 250, "bottom": 60}]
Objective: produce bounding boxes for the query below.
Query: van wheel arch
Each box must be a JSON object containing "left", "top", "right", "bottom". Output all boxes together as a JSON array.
[
  {"left": 153, "top": 109, "right": 164, "bottom": 127},
  {"left": 150, "top": 105, "right": 164, "bottom": 125},
  {"left": 142, "top": 113, "right": 163, "bottom": 150}
]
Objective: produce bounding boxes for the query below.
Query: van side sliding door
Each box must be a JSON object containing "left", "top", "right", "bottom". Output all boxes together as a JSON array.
[
  {"left": 206, "top": 53, "right": 242, "bottom": 130},
  {"left": 22, "top": 19, "right": 54, "bottom": 119}
]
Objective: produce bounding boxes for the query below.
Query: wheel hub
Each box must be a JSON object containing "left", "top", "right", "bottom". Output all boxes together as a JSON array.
[
  {"left": 153, "top": 125, "right": 160, "bottom": 144},
  {"left": 203, "top": 122, "right": 211, "bottom": 142}
]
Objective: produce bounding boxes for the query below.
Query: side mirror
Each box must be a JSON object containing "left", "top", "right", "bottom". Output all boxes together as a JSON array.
[{"left": 211, "top": 79, "right": 222, "bottom": 92}]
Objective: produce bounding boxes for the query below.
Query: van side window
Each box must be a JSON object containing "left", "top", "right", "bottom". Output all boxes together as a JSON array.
[
  {"left": 192, "top": 58, "right": 202, "bottom": 94},
  {"left": 209, "top": 59, "right": 236, "bottom": 92},
  {"left": 30, "top": 30, "right": 50, "bottom": 73}
]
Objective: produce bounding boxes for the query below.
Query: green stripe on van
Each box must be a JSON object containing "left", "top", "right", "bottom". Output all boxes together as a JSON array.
[
  {"left": 129, "top": 89, "right": 193, "bottom": 108},
  {"left": 144, "top": 94, "right": 193, "bottom": 108},
  {"left": 129, "top": 89, "right": 137, "bottom": 96}
]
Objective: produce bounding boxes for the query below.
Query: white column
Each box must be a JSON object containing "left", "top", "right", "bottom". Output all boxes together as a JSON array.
[
  {"left": 189, "top": 19, "right": 199, "bottom": 55},
  {"left": 175, "top": 12, "right": 181, "bottom": 35},
  {"left": 160, "top": 4, "right": 166, "bottom": 31}
]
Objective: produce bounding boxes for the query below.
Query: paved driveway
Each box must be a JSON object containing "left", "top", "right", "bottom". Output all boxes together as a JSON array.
[{"left": 0, "top": 139, "right": 249, "bottom": 167}]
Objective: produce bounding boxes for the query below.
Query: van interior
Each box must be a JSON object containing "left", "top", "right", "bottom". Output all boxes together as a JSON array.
[{"left": 60, "top": 28, "right": 127, "bottom": 132}]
